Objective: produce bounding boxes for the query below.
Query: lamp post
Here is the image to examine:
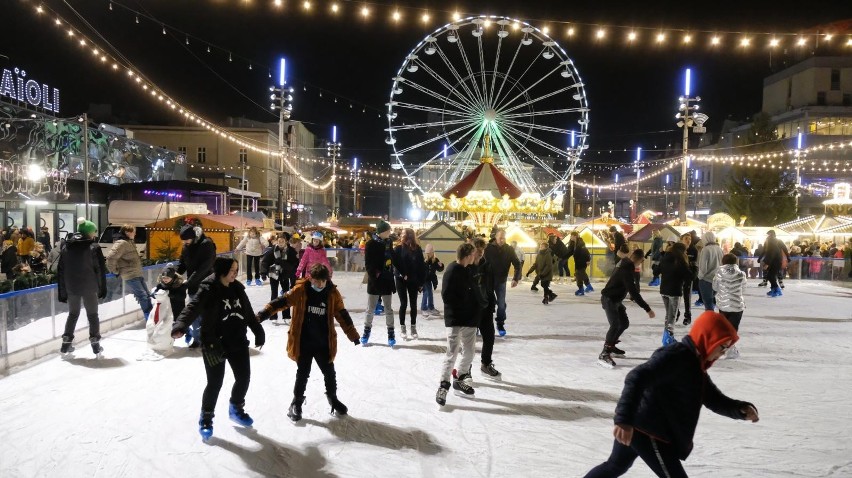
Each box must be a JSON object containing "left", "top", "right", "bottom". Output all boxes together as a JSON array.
[
  {"left": 613, "top": 173, "right": 619, "bottom": 217},
  {"left": 327, "top": 125, "right": 341, "bottom": 220},
  {"left": 568, "top": 129, "right": 578, "bottom": 224},
  {"left": 676, "top": 68, "right": 702, "bottom": 223},
  {"left": 79, "top": 113, "right": 89, "bottom": 220},
  {"left": 352, "top": 157, "right": 358, "bottom": 215},
  {"left": 665, "top": 174, "right": 670, "bottom": 219},
  {"left": 634, "top": 147, "right": 641, "bottom": 221},
  {"left": 795, "top": 131, "right": 803, "bottom": 215},
  {"left": 270, "top": 57, "right": 294, "bottom": 226}
]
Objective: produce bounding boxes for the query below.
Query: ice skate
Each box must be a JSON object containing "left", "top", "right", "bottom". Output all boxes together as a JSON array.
[
  {"left": 91, "top": 341, "right": 104, "bottom": 358},
  {"left": 198, "top": 411, "right": 214, "bottom": 441},
  {"left": 254, "top": 278, "right": 262, "bottom": 286},
  {"left": 436, "top": 381, "right": 450, "bottom": 406},
  {"left": 548, "top": 292, "right": 558, "bottom": 302},
  {"left": 542, "top": 296, "right": 549, "bottom": 305},
  {"left": 725, "top": 345, "right": 740, "bottom": 360},
  {"left": 327, "top": 394, "right": 348, "bottom": 416},
  {"left": 452, "top": 375, "right": 475, "bottom": 398},
  {"left": 662, "top": 328, "right": 676, "bottom": 346},
  {"left": 229, "top": 402, "right": 254, "bottom": 427},
  {"left": 387, "top": 327, "right": 396, "bottom": 348},
  {"left": 585, "top": 285, "right": 594, "bottom": 293},
  {"left": 575, "top": 289, "right": 585, "bottom": 296},
  {"left": 287, "top": 396, "right": 305, "bottom": 422},
  {"left": 496, "top": 323, "right": 507, "bottom": 337},
  {"left": 757, "top": 280, "right": 767, "bottom": 287},
  {"left": 410, "top": 325, "right": 418, "bottom": 340},
  {"left": 360, "top": 326, "right": 371, "bottom": 346},
  {"left": 400, "top": 324, "right": 409, "bottom": 341},
  {"left": 60, "top": 336, "right": 74, "bottom": 357},
  {"left": 610, "top": 344, "right": 626, "bottom": 357},
  {"left": 245, "top": 279, "right": 252, "bottom": 286},
  {"left": 480, "top": 362, "right": 502, "bottom": 381},
  {"left": 597, "top": 351, "right": 616, "bottom": 369},
  {"left": 530, "top": 285, "right": 539, "bottom": 292}
]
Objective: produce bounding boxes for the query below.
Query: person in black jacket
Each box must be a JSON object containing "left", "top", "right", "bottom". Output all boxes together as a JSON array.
[
  {"left": 435, "top": 243, "right": 481, "bottom": 406},
  {"left": 571, "top": 232, "right": 593, "bottom": 296},
  {"left": 759, "top": 230, "right": 790, "bottom": 297},
  {"left": 680, "top": 233, "right": 698, "bottom": 326},
  {"left": 659, "top": 242, "right": 692, "bottom": 345},
  {"left": 484, "top": 229, "right": 521, "bottom": 336},
  {"left": 420, "top": 243, "right": 444, "bottom": 315},
  {"left": 260, "top": 234, "right": 300, "bottom": 323},
  {"left": 393, "top": 228, "right": 426, "bottom": 340},
  {"left": 361, "top": 220, "right": 397, "bottom": 347},
  {"left": 472, "top": 238, "right": 501, "bottom": 379},
  {"left": 175, "top": 223, "right": 217, "bottom": 347},
  {"left": 610, "top": 226, "right": 626, "bottom": 265},
  {"left": 58, "top": 220, "right": 107, "bottom": 355},
  {"left": 598, "top": 249, "right": 655, "bottom": 368},
  {"left": 548, "top": 234, "right": 570, "bottom": 282},
  {"left": 171, "top": 257, "right": 265, "bottom": 441},
  {"left": 584, "top": 311, "right": 759, "bottom": 478},
  {"left": 1, "top": 240, "right": 18, "bottom": 280}
]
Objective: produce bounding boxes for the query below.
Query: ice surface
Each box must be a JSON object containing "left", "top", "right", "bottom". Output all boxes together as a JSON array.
[{"left": 1, "top": 274, "right": 850, "bottom": 477}]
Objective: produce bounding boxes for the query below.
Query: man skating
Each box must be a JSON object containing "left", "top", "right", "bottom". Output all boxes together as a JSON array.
[
  {"left": 483, "top": 229, "right": 521, "bottom": 336},
  {"left": 361, "top": 220, "right": 397, "bottom": 347}
]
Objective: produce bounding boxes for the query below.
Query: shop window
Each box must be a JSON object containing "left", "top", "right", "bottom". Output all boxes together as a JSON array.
[
  {"left": 197, "top": 147, "right": 207, "bottom": 163},
  {"left": 178, "top": 146, "right": 187, "bottom": 155}
]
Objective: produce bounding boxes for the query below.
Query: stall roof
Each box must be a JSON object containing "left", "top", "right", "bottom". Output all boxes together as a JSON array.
[
  {"left": 418, "top": 220, "right": 465, "bottom": 240},
  {"left": 627, "top": 224, "right": 681, "bottom": 242},
  {"left": 146, "top": 214, "right": 264, "bottom": 231}
]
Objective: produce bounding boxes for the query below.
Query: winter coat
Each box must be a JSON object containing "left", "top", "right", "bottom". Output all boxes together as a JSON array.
[
  {"left": 177, "top": 234, "right": 217, "bottom": 295},
  {"left": 237, "top": 234, "right": 268, "bottom": 257},
  {"left": 601, "top": 257, "right": 651, "bottom": 312},
  {"left": 550, "top": 238, "right": 569, "bottom": 260},
  {"left": 646, "top": 237, "right": 664, "bottom": 261},
  {"left": 441, "top": 261, "right": 480, "bottom": 327},
  {"left": 1, "top": 246, "right": 18, "bottom": 275},
  {"left": 759, "top": 237, "right": 789, "bottom": 268},
  {"left": 534, "top": 248, "right": 554, "bottom": 281},
  {"left": 612, "top": 231, "right": 626, "bottom": 256},
  {"left": 296, "top": 243, "right": 332, "bottom": 279},
  {"left": 393, "top": 245, "right": 426, "bottom": 288},
  {"left": 614, "top": 336, "right": 754, "bottom": 460},
  {"left": 29, "top": 250, "right": 48, "bottom": 274},
  {"left": 713, "top": 264, "right": 746, "bottom": 313},
  {"left": 257, "top": 280, "right": 359, "bottom": 362},
  {"left": 173, "top": 274, "right": 264, "bottom": 349},
  {"left": 659, "top": 252, "right": 692, "bottom": 297},
  {"left": 364, "top": 237, "right": 395, "bottom": 295},
  {"left": 105, "top": 234, "right": 143, "bottom": 280},
  {"left": 572, "top": 239, "right": 591, "bottom": 269},
  {"left": 17, "top": 236, "right": 35, "bottom": 258},
  {"left": 472, "top": 257, "right": 496, "bottom": 312},
  {"left": 57, "top": 233, "right": 107, "bottom": 301},
  {"left": 38, "top": 232, "right": 52, "bottom": 253},
  {"left": 424, "top": 256, "right": 445, "bottom": 290},
  {"left": 260, "top": 245, "right": 299, "bottom": 279},
  {"left": 483, "top": 242, "right": 522, "bottom": 282},
  {"left": 697, "top": 232, "right": 724, "bottom": 282}
]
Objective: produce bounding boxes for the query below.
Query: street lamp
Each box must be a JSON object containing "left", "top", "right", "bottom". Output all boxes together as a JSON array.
[
  {"left": 634, "top": 147, "right": 641, "bottom": 221},
  {"left": 270, "top": 57, "right": 294, "bottom": 226},
  {"left": 326, "top": 125, "right": 341, "bottom": 220},
  {"left": 568, "top": 129, "right": 579, "bottom": 224},
  {"left": 352, "top": 156, "right": 358, "bottom": 215},
  {"left": 613, "top": 173, "right": 619, "bottom": 217},
  {"left": 675, "top": 68, "right": 708, "bottom": 223},
  {"left": 795, "top": 131, "right": 804, "bottom": 215}
]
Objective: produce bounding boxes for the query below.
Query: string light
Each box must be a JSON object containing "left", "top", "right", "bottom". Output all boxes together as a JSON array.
[
  {"left": 711, "top": 36, "right": 721, "bottom": 46},
  {"left": 303, "top": 1, "right": 311, "bottom": 11},
  {"left": 596, "top": 28, "right": 605, "bottom": 40},
  {"left": 360, "top": 6, "right": 369, "bottom": 18},
  {"left": 627, "top": 31, "right": 637, "bottom": 42},
  {"left": 392, "top": 10, "right": 401, "bottom": 22},
  {"left": 331, "top": 3, "right": 339, "bottom": 13}
]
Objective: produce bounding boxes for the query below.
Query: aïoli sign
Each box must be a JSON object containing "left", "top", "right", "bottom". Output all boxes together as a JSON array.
[{"left": 0, "top": 67, "right": 60, "bottom": 113}]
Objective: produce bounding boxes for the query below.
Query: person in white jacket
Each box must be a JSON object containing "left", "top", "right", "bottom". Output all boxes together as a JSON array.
[
  {"left": 236, "top": 227, "right": 269, "bottom": 286},
  {"left": 696, "top": 231, "right": 723, "bottom": 311},
  {"left": 712, "top": 253, "right": 746, "bottom": 359}
]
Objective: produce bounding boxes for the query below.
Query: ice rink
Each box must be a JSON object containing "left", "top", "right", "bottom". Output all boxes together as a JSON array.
[{"left": 1, "top": 272, "right": 850, "bottom": 477}]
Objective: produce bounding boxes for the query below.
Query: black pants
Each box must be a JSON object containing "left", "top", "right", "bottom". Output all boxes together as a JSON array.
[
  {"left": 541, "top": 279, "right": 552, "bottom": 298},
  {"left": 584, "top": 432, "right": 686, "bottom": 478},
  {"left": 766, "top": 263, "right": 780, "bottom": 290},
  {"left": 681, "top": 281, "right": 692, "bottom": 320},
  {"left": 245, "top": 255, "right": 261, "bottom": 280},
  {"left": 601, "top": 296, "right": 629, "bottom": 345},
  {"left": 721, "top": 310, "right": 743, "bottom": 331},
  {"left": 575, "top": 266, "right": 590, "bottom": 289},
  {"left": 478, "top": 307, "right": 496, "bottom": 365},
  {"left": 270, "top": 273, "right": 296, "bottom": 318},
  {"left": 202, "top": 343, "right": 251, "bottom": 412},
  {"left": 395, "top": 277, "right": 420, "bottom": 326},
  {"left": 62, "top": 292, "right": 100, "bottom": 342},
  {"left": 294, "top": 344, "right": 336, "bottom": 397}
]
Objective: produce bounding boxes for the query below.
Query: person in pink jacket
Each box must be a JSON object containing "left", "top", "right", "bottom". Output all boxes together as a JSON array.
[{"left": 297, "top": 232, "right": 332, "bottom": 279}]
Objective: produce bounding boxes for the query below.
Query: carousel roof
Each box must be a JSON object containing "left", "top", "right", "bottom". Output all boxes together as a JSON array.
[{"left": 442, "top": 161, "right": 523, "bottom": 199}]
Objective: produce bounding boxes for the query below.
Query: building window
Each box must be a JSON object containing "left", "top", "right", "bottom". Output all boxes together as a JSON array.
[
  {"left": 844, "top": 94, "right": 852, "bottom": 107},
  {"left": 816, "top": 92, "right": 826, "bottom": 106},
  {"left": 178, "top": 146, "right": 187, "bottom": 155},
  {"left": 239, "top": 148, "right": 248, "bottom": 164},
  {"left": 197, "top": 147, "right": 207, "bottom": 163},
  {"left": 830, "top": 69, "right": 840, "bottom": 91}
]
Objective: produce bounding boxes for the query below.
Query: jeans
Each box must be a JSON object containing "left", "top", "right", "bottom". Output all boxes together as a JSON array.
[
  {"left": 601, "top": 296, "right": 629, "bottom": 345},
  {"left": 698, "top": 279, "right": 715, "bottom": 310},
  {"left": 584, "top": 433, "right": 687, "bottom": 478},
  {"left": 62, "top": 292, "right": 101, "bottom": 342},
  {"left": 201, "top": 342, "right": 250, "bottom": 412},
  {"left": 364, "top": 294, "right": 395, "bottom": 328},
  {"left": 440, "top": 326, "right": 477, "bottom": 382},
  {"left": 494, "top": 280, "right": 508, "bottom": 324},
  {"left": 294, "top": 344, "right": 336, "bottom": 397},
  {"left": 125, "top": 276, "right": 153, "bottom": 316},
  {"left": 395, "top": 277, "right": 420, "bottom": 326},
  {"left": 662, "top": 295, "right": 680, "bottom": 330},
  {"left": 421, "top": 285, "right": 435, "bottom": 310}
]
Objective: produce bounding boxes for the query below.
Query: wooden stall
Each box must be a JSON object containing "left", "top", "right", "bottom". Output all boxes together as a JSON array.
[{"left": 146, "top": 214, "right": 265, "bottom": 261}]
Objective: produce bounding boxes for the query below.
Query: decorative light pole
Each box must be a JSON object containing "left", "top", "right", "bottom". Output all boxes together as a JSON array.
[
  {"left": 270, "top": 57, "right": 294, "bottom": 226},
  {"left": 634, "top": 147, "right": 641, "bottom": 221},
  {"left": 568, "top": 129, "right": 579, "bottom": 224},
  {"left": 795, "top": 131, "right": 803, "bottom": 215},
  {"left": 613, "top": 173, "right": 619, "bottom": 217},
  {"left": 352, "top": 157, "right": 358, "bottom": 215},
  {"left": 327, "top": 125, "right": 341, "bottom": 220},
  {"left": 676, "top": 68, "right": 703, "bottom": 223}
]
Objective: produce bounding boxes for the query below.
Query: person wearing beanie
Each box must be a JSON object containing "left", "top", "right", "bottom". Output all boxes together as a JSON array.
[
  {"left": 696, "top": 231, "right": 723, "bottom": 310},
  {"left": 361, "top": 221, "right": 397, "bottom": 347},
  {"left": 176, "top": 222, "right": 217, "bottom": 347},
  {"left": 421, "top": 243, "right": 444, "bottom": 316},
  {"left": 584, "top": 311, "right": 759, "bottom": 477},
  {"left": 296, "top": 231, "right": 332, "bottom": 280},
  {"left": 58, "top": 219, "right": 107, "bottom": 356}
]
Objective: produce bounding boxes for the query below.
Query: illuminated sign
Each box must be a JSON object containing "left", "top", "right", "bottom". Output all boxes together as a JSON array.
[{"left": 0, "top": 67, "right": 60, "bottom": 113}]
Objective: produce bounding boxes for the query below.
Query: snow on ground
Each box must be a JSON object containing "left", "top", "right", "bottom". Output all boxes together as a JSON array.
[{"left": 1, "top": 273, "right": 851, "bottom": 477}]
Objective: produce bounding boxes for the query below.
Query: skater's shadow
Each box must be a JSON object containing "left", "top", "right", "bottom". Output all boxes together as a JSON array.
[
  {"left": 477, "top": 380, "right": 620, "bottom": 402},
  {"left": 214, "top": 428, "right": 336, "bottom": 478},
  {"left": 395, "top": 343, "right": 445, "bottom": 354},
  {"left": 302, "top": 416, "right": 443, "bottom": 455},
  {"left": 443, "top": 397, "right": 612, "bottom": 422},
  {"left": 63, "top": 356, "right": 127, "bottom": 368},
  {"left": 163, "top": 347, "right": 200, "bottom": 360},
  {"left": 516, "top": 334, "right": 601, "bottom": 343}
]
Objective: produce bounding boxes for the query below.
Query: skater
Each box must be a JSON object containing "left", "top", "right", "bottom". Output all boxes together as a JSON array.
[
  {"left": 697, "top": 231, "right": 723, "bottom": 311},
  {"left": 583, "top": 311, "right": 759, "bottom": 478},
  {"left": 484, "top": 229, "right": 521, "bottom": 336},
  {"left": 435, "top": 243, "right": 482, "bottom": 405},
  {"left": 361, "top": 220, "right": 397, "bottom": 347},
  {"left": 235, "top": 226, "right": 269, "bottom": 286},
  {"left": 171, "top": 257, "right": 265, "bottom": 440},
  {"left": 533, "top": 241, "right": 556, "bottom": 304},
  {"left": 512, "top": 240, "right": 525, "bottom": 281},
  {"left": 680, "top": 233, "right": 698, "bottom": 325},
  {"left": 598, "top": 249, "right": 655, "bottom": 368},
  {"left": 570, "top": 232, "right": 593, "bottom": 295},
  {"left": 256, "top": 263, "right": 360, "bottom": 422},
  {"left": 659, "top": 242, "right": 692, "bottom": 346},
  {"left": 105, "top": 224, "right": 153, "bottom": 320},
  {"left": 646, "top": 230, "right": 663, "bottom": 286},
  {"left": 176, "top": 223, "right": 217, "bottom": 347},
  {"left": 58, "top": 220, "right": 107, "bottom": 356},
  {"left": 260, "top": 233, "right": 300, "bottom": 323},
  {"left": 549, "top": 234, "right": 570, "bottom": 283},
  {"left": 472, "top": 238, "right": 501, "bottom": 380},
  {"left": 713, "top": 253, "right": 747, "bottom": 359},
  {"left": 420, "top": 243, "right": 444, "bottom": 316},
  {"left": 296, "top": 232, "right": 332, "bottom": 280},
  {"left": 759, "top": 230, "right": 789, "bottom": 297},
  {"left": 393, "top": 228, "right": 426, "bottom": 340},
  {"left": 609, "top": 226, "right": 626, "bottom": 266}
]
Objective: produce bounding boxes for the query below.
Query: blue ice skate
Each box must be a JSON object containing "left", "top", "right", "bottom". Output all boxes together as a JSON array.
[
  {"left": 662, "top": 329, "right": 676, "bottom": 346},
  {"left": 228, "top": 403, "right": 254, "bottom": 427},
  {"left": 585, "top": 285, "right": 594, "bottom": 293},
  {"left": 198, "top": 411, "right": 214, "bottom": 441}
]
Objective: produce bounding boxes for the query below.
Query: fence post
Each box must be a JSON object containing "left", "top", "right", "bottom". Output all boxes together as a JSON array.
[
  {"left": 50, "top": 287, "right": 56, "bottom": 339},
  {"left": 122, "top": 278, "right": 126, "bottom": 314},
  {"left": 0, "top": 298, "right": 8, "bottom": 365}
]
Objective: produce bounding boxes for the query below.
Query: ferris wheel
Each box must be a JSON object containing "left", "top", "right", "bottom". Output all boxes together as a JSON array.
[{"left": 386, "top": 16, "right": 589, "bottom": 196}]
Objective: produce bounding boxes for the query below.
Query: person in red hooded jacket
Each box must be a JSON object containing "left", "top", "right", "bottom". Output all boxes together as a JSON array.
[{"left": 584, "top": 311, "right": 760, "bottom": 478}]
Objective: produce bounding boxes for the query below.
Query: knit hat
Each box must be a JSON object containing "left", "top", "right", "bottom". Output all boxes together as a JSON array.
[
  {"left": 179, "top": 224, "right": 197, "bottom": 240},
  {"left": 78, "top": 220, "right": 97, "bottom": 237},
  {"left": 424, "top": 243, "right": 434, "bottom": 254},
  {"left": 688, "top": 311, "right": 739, "bottom": 371},
  {"left": 376, "top": 220, "right": 391, "bottom": 234}
]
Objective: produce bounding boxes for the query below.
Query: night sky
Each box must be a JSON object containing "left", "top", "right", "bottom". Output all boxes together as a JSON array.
[{"left": 3, "top": 0, "right": 849, "bottom": 169}]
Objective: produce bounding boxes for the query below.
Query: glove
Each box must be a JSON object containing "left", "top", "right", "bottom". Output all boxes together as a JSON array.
[
  {"left": 254, "top": 327, "right": 266, "bottom": 348},
  {"left": 202, "top": 341, "right": 226, "bottom": 367}
]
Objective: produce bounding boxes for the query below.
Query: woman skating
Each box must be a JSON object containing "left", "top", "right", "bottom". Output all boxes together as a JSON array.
[
  {"left": 236, "top": 227, "right": 269, "bottom": 286},
  {"left": 393, "top": 228, "right": 426, "bottom": 340}
]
